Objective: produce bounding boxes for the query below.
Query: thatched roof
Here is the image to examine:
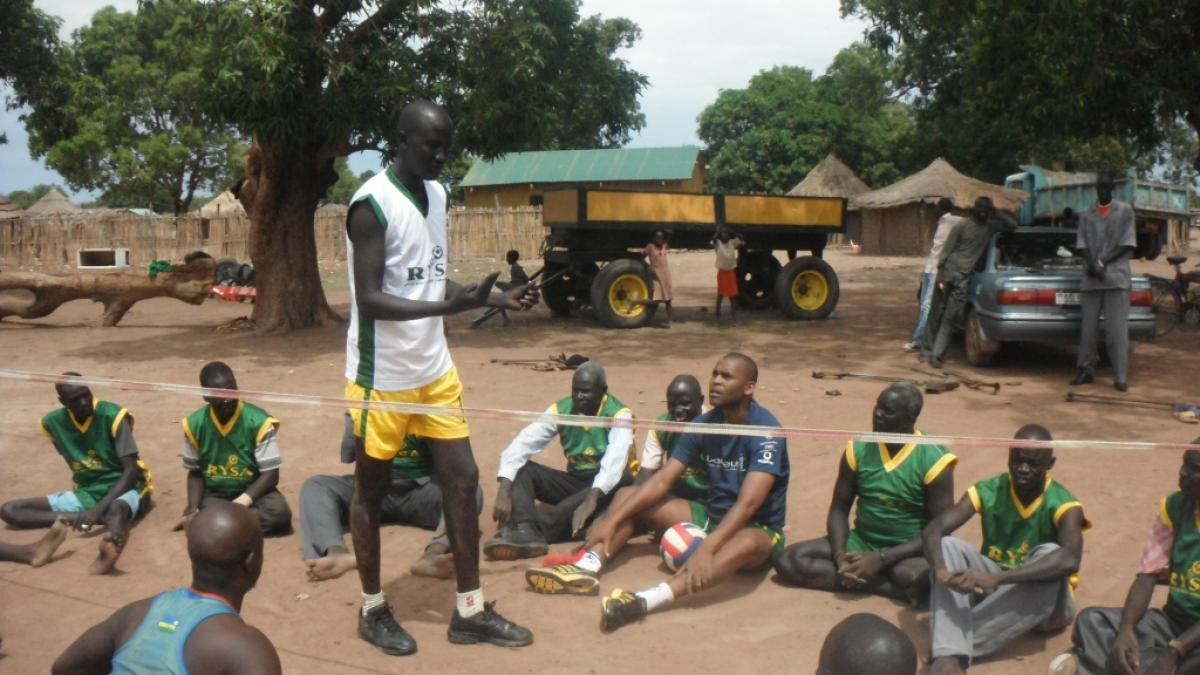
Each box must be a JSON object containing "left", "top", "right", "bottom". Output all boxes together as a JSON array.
[
  {"left": 788, "top": 154, "right": 871, "bottom": 199},
  {"left": 25, "top": 188, "right": 81, "bottom": 214},
  {"left": 851, "top": 158, "right": 1027, "bottom": 212},
  {"left": 195, "top": 190, "right": 245, "bottom": 217},
  {"left": 0, "top": 196, "right": 22, "bottom": 221}
]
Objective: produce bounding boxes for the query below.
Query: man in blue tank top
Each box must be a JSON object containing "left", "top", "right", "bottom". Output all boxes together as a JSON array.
[{"left": 52, "top": 502, "right": 280, "bottom": 674}]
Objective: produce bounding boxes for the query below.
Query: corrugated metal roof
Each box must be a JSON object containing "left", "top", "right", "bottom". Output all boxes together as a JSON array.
[{"left": 460, "top": 146, "right": 701, "bottom": 187}]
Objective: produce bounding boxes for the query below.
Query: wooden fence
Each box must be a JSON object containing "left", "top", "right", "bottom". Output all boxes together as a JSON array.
[{"left": 0, "top": 206, "right": 546, "bottom": 272}]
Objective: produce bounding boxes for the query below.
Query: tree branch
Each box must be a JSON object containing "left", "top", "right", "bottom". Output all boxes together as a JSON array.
[
  {"left": 317, "top": 0, "right": 364, "bottom": 34},
  {"left": 341, "top": 0, "right": 416, "bottom": 48}
]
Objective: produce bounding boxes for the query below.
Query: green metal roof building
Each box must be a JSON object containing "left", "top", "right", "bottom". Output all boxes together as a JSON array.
[{"left": 460, "top": 146, "right": 705, "bottom": 208}]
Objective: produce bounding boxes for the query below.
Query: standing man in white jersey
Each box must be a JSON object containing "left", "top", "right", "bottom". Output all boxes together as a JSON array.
[{"left": 345, "top": 100, "right": 535, "bottom": 655}]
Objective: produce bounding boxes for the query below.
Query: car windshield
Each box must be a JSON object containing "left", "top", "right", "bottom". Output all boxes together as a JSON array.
[{"left": 994, "top": 231, "right": 1083, "bottom": 271}]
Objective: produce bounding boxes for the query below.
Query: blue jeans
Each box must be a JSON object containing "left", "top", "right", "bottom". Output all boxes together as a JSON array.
[{"left": 911, "top": 272, "right": 936, "bottom": 345}]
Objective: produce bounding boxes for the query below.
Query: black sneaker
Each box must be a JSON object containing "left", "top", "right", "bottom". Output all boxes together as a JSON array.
[
  {"left": 358, "top": 604, "right": 417, "bottom": 656},
  {"left": 600, "top": 588, "right": 647, "bottom": 632},
  {"left": 447, "top": 601, "right": 533, "bottom": 647},
  {"left": 1069, "top": 370, "right": 1094, "bottom": 386},
  {"left": 483, "top": 523, "right": 548, "bottom": 561}
]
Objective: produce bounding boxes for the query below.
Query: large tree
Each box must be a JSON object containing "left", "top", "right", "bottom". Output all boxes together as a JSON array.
[
  {"left": 0, "top": 0, "right": 60, "bottom": 145},
  {"left": 23, "top": 3, "right": 244, "bottom": 214},
  {"left": 842, "top": 0, "right": 1200, "bottom": 180},
  {"left": 186, "top": 0, "right": 647, "bottom": 332},
  {"left": 697, "top": 44, "right": 916, "bottom": 194}
]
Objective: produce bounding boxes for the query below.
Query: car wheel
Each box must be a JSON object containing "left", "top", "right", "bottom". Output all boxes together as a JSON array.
[{"left": 964, "top": 308, "right": 999, "bottom": 367}]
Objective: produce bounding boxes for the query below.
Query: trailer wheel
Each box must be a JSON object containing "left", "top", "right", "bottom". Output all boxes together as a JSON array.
[
  {"left": 734, "top": 250, "right": 781, "bottom": 310},
  {"left": 775, "top": 256, "right": 839, "bottom": 320},
  {"left": 540, "top": 262, "right": 597, "bottom": 316},
  {"left": 590, "top": 259, "right": 656, "bottom": 329}
]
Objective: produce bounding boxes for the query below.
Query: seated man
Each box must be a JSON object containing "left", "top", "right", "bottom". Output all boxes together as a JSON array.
[
  {"left": 0, "top": 517, "right": 69, "bottom": 567},
  {"left": 923, "top": 424, "right": 1088, "bottom": 674},
  {"left": 52, "top": 502, "right": 281, "bottom": 674},
  {"left": 0, "top": 372, "right": 153, "bottom": 575},
  {"left": 301, "top": 414, "right": 482, "bottom": 581},
  {"left": 775, "top": 382, "right": 956, "bottom": 605},
  {"left": 524, "top": 353, "right": 788, "bottom": 632},
  {"left": 173, "top": 362, "right": 292, "bottom": 535},
  {"left": 485, "top": 362, "right": 636, "bottom": 560},
  {"left": 1049, "top": 440, "right": 1200, "bottom": 675},
  {"left": 818, "top": 613, "right": 918, "bottom": 675}
]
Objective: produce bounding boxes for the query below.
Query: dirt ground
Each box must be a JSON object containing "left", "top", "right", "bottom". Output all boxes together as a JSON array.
[{"left": 1, "top": 243, "right": 1198, "bottom": 674}]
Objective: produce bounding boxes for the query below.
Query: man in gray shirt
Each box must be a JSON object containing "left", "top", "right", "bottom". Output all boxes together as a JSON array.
[
  {"left": 925, "top": 197, "right": 1016, "bottom": 367},
  {"left": 1071, "top": 175, "right": 1136, "bottom": 391}
]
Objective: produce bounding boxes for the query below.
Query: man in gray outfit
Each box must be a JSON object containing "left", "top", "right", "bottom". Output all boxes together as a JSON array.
[{"left": 1071, "top": 174, "right": 1136, "bottom": 391}]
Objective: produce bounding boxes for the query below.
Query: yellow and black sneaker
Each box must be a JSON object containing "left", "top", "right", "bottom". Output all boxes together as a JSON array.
[
  {"left": 525, "top": 563, "right": 599, "bottom": 596},
  {"left": 600, "top": 588, "right": 647, "bottom": 632}
]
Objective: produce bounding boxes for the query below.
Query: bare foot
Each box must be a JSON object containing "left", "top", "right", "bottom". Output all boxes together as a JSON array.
[
  {"left": 409, "top": 551, "right": 454, "bottom": 579},
  {"left": 929, "top": 656, "right": 965, "bottom": 675},
  {"left": 88, "top": 532, "right": 123, "bottom": 575},
  {"left": 306, "top": 551, "right": 356, "bottom": 581},
  {"left": 31, "top": 517, "right": 70, "bottom": 567}
]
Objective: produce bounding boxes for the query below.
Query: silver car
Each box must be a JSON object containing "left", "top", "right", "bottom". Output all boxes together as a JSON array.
[{"left": 963, "top": 227, "right": 1156, "bottom": 366}]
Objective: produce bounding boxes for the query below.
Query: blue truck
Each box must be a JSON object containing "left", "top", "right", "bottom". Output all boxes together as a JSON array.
[{"left": 1004, "top": 165, "right": 1191, "bottom": 260}]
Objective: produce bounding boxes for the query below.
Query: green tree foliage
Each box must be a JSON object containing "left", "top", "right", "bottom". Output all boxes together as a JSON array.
[
  {"left": 172, "top": 0, "right": 647, "bottom": 332},
  {"left": 697, "top": 44, "right": 915, "bottom": 194},
  {"left": 0, "top": 1, "right": 60, "bottom": 145},
  {"left": 6, "top": 184, "right": 61, "bottom": 209},
  {"left": 22, "top": 3, "right": 245, "bottom": 214},
  {"left": 842, "top": 0, "right": 1200, "bottom": 181},
  {"left": 322, "top": 158, "right": 366, "bottom": 205}
]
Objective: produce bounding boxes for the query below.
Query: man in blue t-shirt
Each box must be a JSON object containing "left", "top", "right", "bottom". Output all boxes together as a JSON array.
[{"left": 522, "top": 353, "right": 789, "bottom": 632}]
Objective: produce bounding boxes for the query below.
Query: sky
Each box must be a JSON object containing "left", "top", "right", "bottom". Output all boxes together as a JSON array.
[{"left": 0, "top": 0, "right": 867, "bottom": 201}]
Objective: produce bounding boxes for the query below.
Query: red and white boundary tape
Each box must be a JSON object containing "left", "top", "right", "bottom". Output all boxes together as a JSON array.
[{"left": 1, "top": 369, "right": 1196, "bottom": 452}]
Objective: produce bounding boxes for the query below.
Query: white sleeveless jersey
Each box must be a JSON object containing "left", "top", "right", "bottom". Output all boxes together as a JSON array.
[{"left": 345, "top": 168, "right": 453, "bottom": 390}]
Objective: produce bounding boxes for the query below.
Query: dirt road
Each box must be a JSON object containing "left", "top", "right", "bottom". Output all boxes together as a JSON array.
[{"left": 1, "top": 247, "right": 1197, "bottom": 673}]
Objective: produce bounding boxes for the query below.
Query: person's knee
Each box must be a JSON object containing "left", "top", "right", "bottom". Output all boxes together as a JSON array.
[
  {"left": 1025, "top": 542, "right": 1061, "bottom": 562},
  {"left": 939, "top": 536, "right": 974, "bottom": 569},
  {"left": 774, "top": 546, "right": 818, "bottom": 585},
  {"left": 0, "top": 501, "right": 20, "bottom": 525},
  {"left": 891, "top": 560, "right": 930, "bottom": 596}
]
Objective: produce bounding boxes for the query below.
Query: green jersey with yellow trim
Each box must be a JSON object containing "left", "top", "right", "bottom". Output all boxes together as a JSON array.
[
  {"left": 653, "top": 413, "right": 709, "bottom": 495},
  {"left": 182, "top": 401, "right": 278, "bottom": 496},
  {"left": 392, "top": 435, "right": 432, "bottom": 480},
  {"left": 1163, "top": 492, "right": 1200, "bottom": 626},
  {"left": 968, "top": 473, "right": 1089, "bottom": 576},
  {"left": 41, "top": 400, "right": 151, "bottom": 508},
  {"left": 846, "top": 433, "right": 957, "bottom": 550},
  {"left": 554, "top": 393, "right": 636, "bottom": 476}
]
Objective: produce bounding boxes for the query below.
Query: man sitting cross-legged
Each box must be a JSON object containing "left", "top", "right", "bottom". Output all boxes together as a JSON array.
[
  {"left": 301, "top": 414, "right": 482, "bottom": 581},
  {"left": 0, "top": 373, "right": 154, "bottom": 575},
  {"left": 1048, "top": 440, "right": 1200, "bottom": 675},
  {"left": 524, "top": 353, "right": 789, "bottom": 633},
  {"left": 923, "top": 424, "right": 1089, "bottom": 674},
  {"left": 172, "top": 362, "right": 292, "bottom": 536},
  {"left": 52, "top": 502, "right": 281, "bottom": 674},
  {"left": 775, "top": 382, "right": 956, "bottom": 605},
  {"left": 484, "top": 361, "right": 637, "bottom": 560}
]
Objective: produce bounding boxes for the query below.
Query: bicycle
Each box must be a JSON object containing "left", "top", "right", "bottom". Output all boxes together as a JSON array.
[{"left": 1148, "top": 255, "right": 1200, "bottom": 336}]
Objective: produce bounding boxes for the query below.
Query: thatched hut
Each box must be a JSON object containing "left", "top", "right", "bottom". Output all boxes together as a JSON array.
[
  {"left": 851, "top": 158, "right": 1026, "bottom": 256},
  {"left": 25, "top": 188, "right": 81, "bottom": 215},
  {"left": 788, "top": 154, "right": 871, "bottom": 243},
  {"left": 0, "top": 196, "right": 23, "bottom": 221},
  {"left": 195, "top": 190, "right": 245, "bottom": 217}
]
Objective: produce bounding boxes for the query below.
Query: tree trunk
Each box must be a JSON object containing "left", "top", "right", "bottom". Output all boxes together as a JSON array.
[
  {"left": 0, "top": 258, "right": 215, "bottom": 326},
  {"left": 239, "top": 138, "right": 343, "bottom": 333}
]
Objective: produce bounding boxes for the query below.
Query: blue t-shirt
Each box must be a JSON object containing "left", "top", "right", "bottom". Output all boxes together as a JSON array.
[{"left": 671, "top": 400, "right": 789, "bottom": 531}]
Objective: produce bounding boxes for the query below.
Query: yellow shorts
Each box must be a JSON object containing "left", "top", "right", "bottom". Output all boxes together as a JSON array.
[{"left": 346, "top": 367, "right": 470, "bottom": 461}]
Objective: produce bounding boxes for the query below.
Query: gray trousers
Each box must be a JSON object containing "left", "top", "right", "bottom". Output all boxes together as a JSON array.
[
  {"left": 299, "top": 474, "right": 482, "bottom": 560},
  {"left": 202, "top": 490, "right": 291, "bottom": 536},
  {"left": 1070, "top": 606, "right": 1200, "bottom": 675},
  {"left": 930, "top": 272, "right": 972, "bottom": 361},
  {"left": 931, "top": 538, "right": 1075, "bottom": 663},
  {"left": 1077, "top": 288, "right": 1130, "bottom": 382}
]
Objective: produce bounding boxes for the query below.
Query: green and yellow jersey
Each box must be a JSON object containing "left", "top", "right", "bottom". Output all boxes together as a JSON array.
[
  {"left": 40, "top": 399, "right": 152, "bottom": 508},
  {"left": 182, "top": 401, "right": 279, "bottom": 496},
  {"left": 554, "top": 394, "right": 637, "bottom": 476}
]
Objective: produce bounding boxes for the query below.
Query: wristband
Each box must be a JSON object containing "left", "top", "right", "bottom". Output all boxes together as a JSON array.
[
  {"left": 1169, "top": 639, "right": 1186, "bottom": 658},
  {"left": 233, "top": 493, "right": 254, "bottom": 507}
]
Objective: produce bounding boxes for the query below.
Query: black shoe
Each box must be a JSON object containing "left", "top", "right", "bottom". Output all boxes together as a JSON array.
[
  {"left": 483, "top": 523, "right": 548, "bottom": 561},
  {"left": 600, "top": 588, "right": 647, "bottom": 632},
  {"left": 358, "top": 604, "right": 417, "bottom": 656},
  {"left": 1115, "top": 381, "right": 1128, "bottom": 392},
  {"left": 448, "top": 601, "right": 533, "bottom": 647},
  {"left": 929, "top": 356, "right": 944, "bottom": 368},
  {"left": 1069, "top": 370, "right": 1094, "bottom": 386}
]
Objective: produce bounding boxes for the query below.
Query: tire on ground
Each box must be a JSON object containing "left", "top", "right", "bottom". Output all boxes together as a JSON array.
[
  {"left": 964, "top": 307, "right": 1000, "bottom": 367},
  {"left": 590, "top": 258, "right": 656, "bottom": 329},
  {"left": 540, "top": 262, "right": 597, "bottom": 317},
  {"left": 734, "top": 250, "right": 781, "bottom": 310},
  {"left": 774, "top": 256, "right": 839, "bottom": 320}
]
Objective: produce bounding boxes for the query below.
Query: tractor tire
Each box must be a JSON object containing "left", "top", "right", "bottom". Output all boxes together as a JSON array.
[
  {"left": 590, "top": 259, "right": 656, "bottom": 329},
  {"left": 540, "top": 262, "right": 597, "bottom": 317},
  {"left": 734, "top": 250, "right": 781, "bottom": 310},
  {"left": 774, "top": 256, "right": 839, "bottom": 320}
]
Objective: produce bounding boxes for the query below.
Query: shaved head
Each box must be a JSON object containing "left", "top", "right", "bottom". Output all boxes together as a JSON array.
[
  {"left": 817, "top": 613, "right": 917, "bottom": 675},
  {"left": 199, "top": 361, "right": 237, "bottom": 389},
  {"left": 397, "top": 100, "right": 451, "bottom": 136},
  {"left": 668, "top": 374, "right": 702, "bottom": 398},
  {"left": 1012, "top": 424, "right": 1054, "bottom": 454},
  {"left": 188, "top": 502, "right": 263, "bottom": 592},
  {"left": 574, "top": 361, "right": 607, "bottom": 389}
]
